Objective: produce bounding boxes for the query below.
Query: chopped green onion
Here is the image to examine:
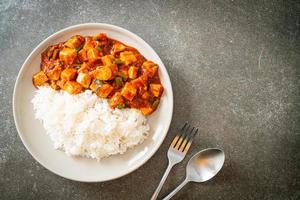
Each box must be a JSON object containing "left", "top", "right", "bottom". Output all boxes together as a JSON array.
[
  {"left": 125, "top": 101, "right": 130, "bottom": 107},
  {"left": 118, "top": 72, "right": 128, "bottom": 81},
  {"left": 95, "top": 86, "right": 101, "bottom": 94},
  {"left": 117, "top": 103, "right": 125, "bottom": 109},
  {"left": 152, "top": 99, "right": 160, "bottom": 109},
  {"left": 76, "top": 44, "right": 84, "bottom": 52},
  {"left": 94, "top": 79, "right": 103, "bottom": 86},
  {"left": 96, "top": 46, "right": 103, "bottom": 52},
  {"left": 115, "top": 77, "right": 124, "bottom": 87},
  {"left": 149, "top": 97, "right": 155, "bottom": 104},
  {"left": 114, "top": 59, "right": 123, "bottom": 65}
]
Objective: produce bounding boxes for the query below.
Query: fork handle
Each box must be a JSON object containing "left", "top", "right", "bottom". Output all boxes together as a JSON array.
[
  {"left": 162, "top": 179, "right": 189, "bottom": 200},
  {"left": 150, "top": 163, "right": 173, "bottom": 200}
]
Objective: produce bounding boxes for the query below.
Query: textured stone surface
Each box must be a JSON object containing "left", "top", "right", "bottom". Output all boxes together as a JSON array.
[{"left": 1, "top": 0, "right": 300, "bottom": 199}]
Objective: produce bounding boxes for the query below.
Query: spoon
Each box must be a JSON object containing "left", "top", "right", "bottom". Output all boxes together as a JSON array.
[{"left": 162, "top": 148, "right": 225, "bottom": 200}]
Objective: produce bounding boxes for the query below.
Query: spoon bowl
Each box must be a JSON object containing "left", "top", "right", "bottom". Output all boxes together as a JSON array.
[
  {"left": 163, "top": 148, "right": 225, "bottom": 200},
  {"left": 187, "top": 148, "right": 225, "bottom": 182}
]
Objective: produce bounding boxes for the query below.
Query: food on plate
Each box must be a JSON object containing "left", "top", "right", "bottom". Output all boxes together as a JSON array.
[
  {"left": 32, "top": 87, "right": 149, "bottom": 160},
  {"left": 31, "top": 33, "right": 164, "bottom": 160},
  {"left": 32, "top": 33, "right": 164, "bottom": 115}
]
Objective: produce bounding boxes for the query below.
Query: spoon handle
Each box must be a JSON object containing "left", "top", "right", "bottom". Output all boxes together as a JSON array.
[
  {"left": 162, "top": 179, "right": 189, "bottom": 200},
  {"left": 151, "top": 163, "right": 173, "bottom": 200}
]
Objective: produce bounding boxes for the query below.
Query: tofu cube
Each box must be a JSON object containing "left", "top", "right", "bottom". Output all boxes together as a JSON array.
[
  {"left": 149, "top": 84, "right": 164, "bottom": 97},
  {"left": 128, "top": 66, "right": 138, "bottom": 79},
  {"left": 120, "top": 51, "right": 137, "bottom": 65},
  {"left": 93, "top": 33, "right": 107, "bottom": 41},
  {"left": 142, "top": 60, "right": 156, "bottom": 68},
  {"left": 140, "top": 106, "right": 153, "bottom": 116},
  {"left": 64, "top": 35, "right": 84, "bottom": 49},
  {"left": 121, "top": 82, "right": 137, "bottom": 101},
  {"left": 87, "top": 48, "right": 101, "bottom": 61},
  {"left": 47, "top": 65, "right": 62, "bottom": 80},
  {"left": 63, "top": 81, "right": 82, "bottom": 94},
  {"left": 78, "top": 49, "right": 88, "bottom": 62},
  {"left": 76, "top": 72, "right": 91, "bottom": 88},
  {"left": 96, "top": 84, "right": 114, "bottom": 98},
  {"left": 61, "top": 68, "right": 77, "bottom": 81},
  {"left": 59, "top": 48, "right": 77, "bottom": 65},
  {"left": 78, "top": 62, "right": 89, "bottom": 73},
  {"left": 32, "top": 71, "right": 48, "bottom": 87},
  {"left": 131, "top": 75, "right": 148, "bottom": 88},
  {"left": 112, "top": 42, "right": 126, "bottom": 53},
  {"left": 101, "top": 55, "right": 114, "bottom": 66},
  {"left": 109, "top": 92, "right": 124, "bottom": 108},
  {"left": 93, "top": 66, "right": 112, "bottom": 80},
  {"left": 142, "top": 61, "right": 158, "bottom": 78},
  {"left": 50, "top": 80, "right": 60, "bottom": 90}
]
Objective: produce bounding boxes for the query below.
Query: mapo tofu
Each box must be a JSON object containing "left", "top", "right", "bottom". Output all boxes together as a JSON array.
[{"left": 32, "top": 33, "right": 164, "bottom": 115}]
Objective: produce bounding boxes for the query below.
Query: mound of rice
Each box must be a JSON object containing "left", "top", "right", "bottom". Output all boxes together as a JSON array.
[{"left": 32, "top": 87, "right": 149, "bottom": 160}]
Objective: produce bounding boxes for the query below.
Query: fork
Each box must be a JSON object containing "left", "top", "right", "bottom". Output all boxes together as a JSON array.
[{"left": 150, "top": 123, "right": 198, "bottom": 200}]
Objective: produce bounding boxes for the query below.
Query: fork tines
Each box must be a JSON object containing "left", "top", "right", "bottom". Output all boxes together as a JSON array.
[{"left": 171, "top": 122, "right": 198, "bottom": 154}]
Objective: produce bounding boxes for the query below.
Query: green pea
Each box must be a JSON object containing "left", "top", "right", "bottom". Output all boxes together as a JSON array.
[{"left": 117, "top": 103, "right": 125, "bottom": 109}]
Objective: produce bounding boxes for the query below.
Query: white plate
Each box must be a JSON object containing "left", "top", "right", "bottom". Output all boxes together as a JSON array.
[{"left": 13, "top": 23, "right": 173, "bottom": 182}]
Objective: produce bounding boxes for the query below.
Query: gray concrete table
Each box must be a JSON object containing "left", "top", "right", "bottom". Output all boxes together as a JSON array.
[{"left": 1, "top": 0, "right": 299, "bottom": 199}]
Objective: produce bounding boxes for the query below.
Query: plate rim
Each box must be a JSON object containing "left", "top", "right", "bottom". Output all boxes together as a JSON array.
[{"left": 12, "top": 23, "right": 173, "bottom": 182}]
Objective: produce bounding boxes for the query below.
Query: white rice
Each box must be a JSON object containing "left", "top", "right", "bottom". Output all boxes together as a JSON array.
[{"left": 31, "top": 87, "right": 149, "bottom": 160}]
